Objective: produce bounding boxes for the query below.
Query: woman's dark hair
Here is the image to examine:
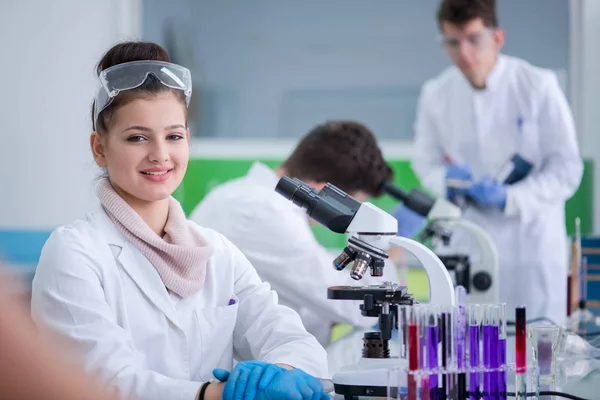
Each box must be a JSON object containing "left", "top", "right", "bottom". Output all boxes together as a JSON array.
[
  {"left": 437, "top": 0, "right": 498, "bottom": 30},
  {"left": 281, "top": 121, "right": 394, "bottom": 197},
  {"left": 91, "top": 41, "right": 187, "bottom": 134}
]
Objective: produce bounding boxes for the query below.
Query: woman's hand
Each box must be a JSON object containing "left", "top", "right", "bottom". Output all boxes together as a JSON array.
[
  {"left": 256, "top": 368, "right": 329, "bottom": 400},
  {"left": 213, "top": 360, "right": 287, "bottom": 400}
]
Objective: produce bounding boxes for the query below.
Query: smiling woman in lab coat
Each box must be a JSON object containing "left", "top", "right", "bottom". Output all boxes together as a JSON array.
[{"left": 30, "top": 41, "right": 329, "bottom": 400}]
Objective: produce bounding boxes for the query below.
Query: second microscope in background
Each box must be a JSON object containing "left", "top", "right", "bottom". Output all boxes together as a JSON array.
[{"left": 382, "top": 181, "right": 499, "bottom": 305}]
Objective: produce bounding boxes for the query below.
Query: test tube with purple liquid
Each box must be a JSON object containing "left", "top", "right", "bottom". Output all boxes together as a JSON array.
[
  {"left": 426, "top": 306, "right": 440, "bottom": 400},
  {"left": 468, "top": 304, "right": 482, "bottom": 400},
  {"left": 483, "top": 305, "right": 499, "bottom": 400},
  {"left": 416, "top": 305, "right": 430, "bottom": 400},
  {"left": 498, "top": 304, "right": 507, "bottom": 399}
]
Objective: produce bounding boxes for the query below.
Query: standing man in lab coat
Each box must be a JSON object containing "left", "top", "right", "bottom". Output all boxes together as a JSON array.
[
  {"left": 190, "top": 121, "right": 397, "bottom": 345},
  {"left": 412, "top": 0, "right": 583, "bottom": 324}
]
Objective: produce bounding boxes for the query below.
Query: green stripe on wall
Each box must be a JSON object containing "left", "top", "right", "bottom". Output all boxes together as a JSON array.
[
  {"left": 176, "top": 158, "right": 594, "bottom": 249},
  {"left": 565, "top": 160, "right": 594, "bottom": 235}
]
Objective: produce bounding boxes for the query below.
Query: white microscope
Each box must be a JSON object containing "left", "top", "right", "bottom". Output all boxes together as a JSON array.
[
  {"left": 381, "top": 182, "right": 499, "bottom": 304},
  {"left": 275, "top": 177, "right": 456, "bottom": 399}
]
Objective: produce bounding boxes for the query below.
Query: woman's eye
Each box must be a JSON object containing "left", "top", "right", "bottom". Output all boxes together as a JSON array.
[
  {"left": 168, "top": 134, "right": 185, "bottom": 140},
  {"left": 127, "top": 135, "right": 146, "bottom": 142}
]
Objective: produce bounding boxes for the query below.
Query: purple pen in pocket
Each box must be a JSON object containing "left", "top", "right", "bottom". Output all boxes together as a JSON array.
[{"left": 228, "top": 298, "right": 236, "bottom": 305}]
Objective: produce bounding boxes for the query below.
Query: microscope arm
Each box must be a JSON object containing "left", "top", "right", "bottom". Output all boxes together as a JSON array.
[
  {"left": 435, "top": 218, "right": 500, "bottom": 303},
  {"left": 446, "top": 219, "right": 499, "bottom": 267},
  {"left": 388, "top": 236, "right": 456, "bottom": 306}
]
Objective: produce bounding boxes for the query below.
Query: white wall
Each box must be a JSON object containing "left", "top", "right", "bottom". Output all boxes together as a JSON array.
[
  {"left": 0, "top": 0, "right": 139, "bottom": 230},
  {"left": 141, "top": 0, "right": 570, "bottom": 141}
]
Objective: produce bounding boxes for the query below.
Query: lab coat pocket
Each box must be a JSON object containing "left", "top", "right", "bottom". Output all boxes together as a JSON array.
[{"left": 195, "top": 296, "right": 239, "bottom": 381}]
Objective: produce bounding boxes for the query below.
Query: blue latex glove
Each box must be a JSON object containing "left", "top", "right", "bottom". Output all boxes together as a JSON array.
[
  {"left": 467, "top": 175, "right": 507, "bottom": 209},
  {"left": 256, "top": 368, "right": 329, "bottom": 400},
  {"left": 391, "top": 204, "right": 427, "bottom": 238},
  {"left": 213, "top": 361, "right": 286, "bottom": 400},
  {"left": 446, "top": 163, "right": 472, "bottom": 200}
]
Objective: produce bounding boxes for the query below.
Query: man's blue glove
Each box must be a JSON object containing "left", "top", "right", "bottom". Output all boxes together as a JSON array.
[
  {"left": 256, "top": 368, "right": 330, "bottom": 400},
  {"left": 391, "top": 204, "right": 427, "bottom": 238},
  {"left": 467, "top": 175, "right": 507, "bottom": 209},
  {"left": 446, "top": 163, "right": 472, "bottom": 201},
  {"left": 213, "top": 361, "right": 286, "bottom": 400}
]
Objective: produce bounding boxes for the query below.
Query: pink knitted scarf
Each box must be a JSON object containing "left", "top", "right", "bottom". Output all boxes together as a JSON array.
[{"left": 97, "top": 179, "right": 213, "bottom": 298}]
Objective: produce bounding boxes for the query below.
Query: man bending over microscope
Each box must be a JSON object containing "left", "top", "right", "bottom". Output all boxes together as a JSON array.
[{"left": 190, "top": 121, "right": 399, "bottom": 345}]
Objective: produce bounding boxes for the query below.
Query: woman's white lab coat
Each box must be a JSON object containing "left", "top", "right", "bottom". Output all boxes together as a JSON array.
[
  {"left": 190, "top": 162, "right": 398, "bottom": 346},
  {"left": 412, "top": 54, "right": 583, "bottom": 325},
  {"left": 30, "top": 206, "right": 329, "bottom": 400}
]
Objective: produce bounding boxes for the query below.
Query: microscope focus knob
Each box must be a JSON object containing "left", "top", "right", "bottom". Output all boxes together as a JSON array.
[{"left": 472, "top": 272, "right": 492, "bottom": 292}]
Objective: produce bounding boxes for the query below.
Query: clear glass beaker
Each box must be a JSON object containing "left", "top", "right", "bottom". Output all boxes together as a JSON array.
[{"left": 527, "top": 324, "right": 563, "bottom": 384}]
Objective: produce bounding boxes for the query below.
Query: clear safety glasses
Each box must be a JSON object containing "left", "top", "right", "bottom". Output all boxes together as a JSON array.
[
  {"left": 439, "top": 28, "right": 496, "bottom": 54},
  {"left": 93, "top": 60, "right": 192, "bottom": 130}
]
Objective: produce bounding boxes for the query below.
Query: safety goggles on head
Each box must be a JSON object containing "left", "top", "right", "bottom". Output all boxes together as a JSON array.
[
  {"left": 93, "top": 60, "right": 192, "bottom": 130},
  {"left": 439, "top": 28, "right": 495, "bottom": 53}
]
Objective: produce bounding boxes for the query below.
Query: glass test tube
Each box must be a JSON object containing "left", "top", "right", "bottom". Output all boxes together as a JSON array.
[
  {"left": 446, "top": 306, "right": 457, "bottom": 400},
  {"left": 483, "top": 305, "right": 499, "bottom": 400},
  {"left": 515, "top": 306, "right": 527, "bottom": 400},
  {"left": 455, "top": 288, "right": 467, "bottom": 370},
  {"left": 426, "top": 306, "right": 440, "bottom": 400},
  {"left": 399, "top": 305, "right": 408, "bottom": 360},
  {"left": 440, "top": 309, "right": 448, "bottom": 399},
  {"left": 417, "top": 305, "right": 427, "bottom": 369},
  {"left": 402, "top": 305, "right": 420, "bottom": 400},
  {"left": 468, "top": 304, "right": 482, "bottom": 400},
  {"left": 498, "top": 304, "right": 507, "bottom": 400},
  {"left": 455, "top": 287, "right": 467, "bottom": 400},
  {"left": 417, "top": 306, "right": 430, "bottom": 400}
]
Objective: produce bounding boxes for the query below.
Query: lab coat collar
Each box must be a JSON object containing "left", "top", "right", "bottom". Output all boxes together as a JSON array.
[
  {"left": 246, "top": 161, "right": 281, "bottom": 189},
  {"left": 459, "top": 53, "right": 506, "bottom": 93},
  {"left": 485, "top": 53, "right": 506, "bottom": 92},
  {"left": 245, "top": 162, "right": 307, "bottom": 217},
  {"left": 93, "top": 206, "right": 183, "bottom": 329}
]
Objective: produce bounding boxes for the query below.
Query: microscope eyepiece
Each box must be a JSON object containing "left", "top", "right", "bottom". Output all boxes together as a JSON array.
[
  {"left": 275, "top": 176, "right": 317, "bottom": 210},
  {"left": 275, "top": 176, "right": 361, "bottom": 234},
  {"left": 381, "top": 181, "right": 435, "bottom": 218}
]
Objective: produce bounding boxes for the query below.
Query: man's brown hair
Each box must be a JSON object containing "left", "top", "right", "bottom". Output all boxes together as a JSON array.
[
  {"left": 282, "top": 121, "right": 393, "bottom": 197},
  {"left": 437, "top": 0, "right": 498, "bottom": 30}
]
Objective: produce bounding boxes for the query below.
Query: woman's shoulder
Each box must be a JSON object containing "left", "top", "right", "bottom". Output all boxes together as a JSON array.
[
  {"left": 47, "top": 210, "right": 107, "bottom": 247},
  {"left": 37, "top": 210, "right": 112, "bottom": 271}
]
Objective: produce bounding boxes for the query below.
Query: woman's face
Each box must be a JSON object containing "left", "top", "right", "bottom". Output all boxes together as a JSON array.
[{"left": 91, "top": 91, "right": 189, "bottom": 206}]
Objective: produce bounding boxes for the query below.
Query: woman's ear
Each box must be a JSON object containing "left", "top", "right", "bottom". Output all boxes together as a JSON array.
[{"left": 90, "top": 132, "right": 107, "bottom": 168}]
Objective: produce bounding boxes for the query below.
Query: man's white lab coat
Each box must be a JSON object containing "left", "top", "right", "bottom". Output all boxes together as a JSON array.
[
  {"left": 412, "top": 54, "right": 583, "bottom": 324},
  {"left": 190, "top": 162, "right": 397, "bottom": 345}
]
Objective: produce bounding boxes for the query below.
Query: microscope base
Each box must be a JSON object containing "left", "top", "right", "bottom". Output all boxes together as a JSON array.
[{"left": 332, "top": 357, "right": 407, "bottom": 399}]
